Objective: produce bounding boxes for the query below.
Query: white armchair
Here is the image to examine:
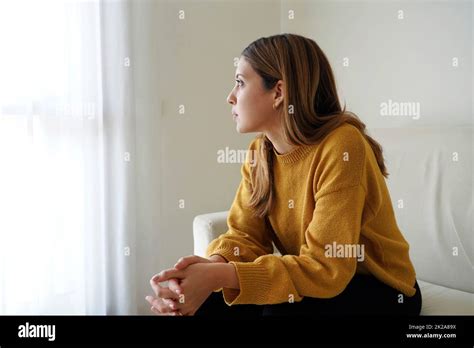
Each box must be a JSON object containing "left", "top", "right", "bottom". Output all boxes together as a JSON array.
[{"left": 193, "top": 127, "right": 474, "bottom": 315}]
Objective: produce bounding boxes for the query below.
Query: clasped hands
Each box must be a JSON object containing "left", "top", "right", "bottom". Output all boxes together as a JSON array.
[{"left": 145, "top": 255, "right": 226, "bottom": 316}]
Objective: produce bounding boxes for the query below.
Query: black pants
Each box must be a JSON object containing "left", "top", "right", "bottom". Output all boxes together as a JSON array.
[{"left": 195, "top": 274, "right": 422, "bottom": 317}]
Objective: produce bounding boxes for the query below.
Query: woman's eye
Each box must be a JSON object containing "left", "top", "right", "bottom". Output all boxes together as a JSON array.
[{"left": 235, "top": 79, "right": 243, "bottom": 87}]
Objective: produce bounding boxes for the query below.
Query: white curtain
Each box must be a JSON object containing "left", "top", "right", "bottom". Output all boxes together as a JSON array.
[{"left": 0, "top": 0, "right": 138, "bottom": 315}]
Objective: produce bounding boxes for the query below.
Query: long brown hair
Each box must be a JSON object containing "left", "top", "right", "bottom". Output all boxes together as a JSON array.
[{"left": 242, "top": 33, "right": 389, "bottom": 218}]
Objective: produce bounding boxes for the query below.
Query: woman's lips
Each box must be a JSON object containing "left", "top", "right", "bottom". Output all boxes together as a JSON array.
[{"left": 233, "top": 113, "right": 239, "bottom": 121}]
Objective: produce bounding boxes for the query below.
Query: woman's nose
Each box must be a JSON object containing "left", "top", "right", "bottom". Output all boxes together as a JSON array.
[{"left": 227, "top": 91, "right": 236, "bottom": 105}]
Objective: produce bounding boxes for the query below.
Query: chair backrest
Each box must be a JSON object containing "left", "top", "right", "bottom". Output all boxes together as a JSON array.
[{"left": 369, "top": 126, "right": 473, "bottom": 293}]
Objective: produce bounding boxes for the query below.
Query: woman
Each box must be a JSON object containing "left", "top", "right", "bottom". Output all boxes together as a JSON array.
[{"left": 145, "top": 33, "right": 422, "bottom": 317}]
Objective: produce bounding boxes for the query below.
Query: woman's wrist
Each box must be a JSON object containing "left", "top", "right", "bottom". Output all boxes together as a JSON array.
[
  {"left": 210, "top": 263, "right": 239, "bottom": 290},
  {"left": 207, "top": 254, "right": 227, "bottom": 263}
]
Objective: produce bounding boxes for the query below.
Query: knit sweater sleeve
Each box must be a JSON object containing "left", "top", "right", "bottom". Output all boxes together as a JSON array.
[
  {"left": 205, "top": 138, "right": 275, "bottom": 264},
  {"left": 222, "top": 131, "right": 374, "bottom": 305}
]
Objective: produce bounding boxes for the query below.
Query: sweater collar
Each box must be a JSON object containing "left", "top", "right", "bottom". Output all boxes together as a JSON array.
[{"left": 272, "top": 143, "right": 314, "bottom": 164}]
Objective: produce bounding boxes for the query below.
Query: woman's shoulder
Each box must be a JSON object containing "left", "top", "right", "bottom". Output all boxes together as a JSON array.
[
  {"left": 322, "top": 122, "right": 364, "bottom": 145},
  {"left": 315, "top": 123, "right": 367, "bottom": 158}
]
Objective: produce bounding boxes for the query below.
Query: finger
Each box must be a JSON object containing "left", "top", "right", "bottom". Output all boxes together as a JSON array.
[
  {"left": 150, "top": 306, "right": 162, "bottom": 315},
  {"left": 150, "top": 305, "right": 179, "bottom": 316},
  {"left": 162, "top": 298, "right": 179, "bottom": 311},
  {"left": 168, "top": 278, "right": 184, "bottom": 295},
  {"left": 152, "top": 268, "right": 184, "bottom": 283},
  {"left": 149, "top": 277, "right": 161, "bottom": 295},
  {"left": 174, "top": 255, "right": 206, "bottom": 269},
  {"left": 145, "top": 296, "right": 173, "bottom": 314},
  {"left": 150, "top": 276, "right": 180, "bottom": 299},
  {"left": 149, "top": 279, "right": 179, "bottom": 300}
]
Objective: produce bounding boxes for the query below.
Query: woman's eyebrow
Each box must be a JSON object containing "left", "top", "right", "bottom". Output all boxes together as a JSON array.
[{"left": 235, "top": 73, "right": 245, "bottom": 78}]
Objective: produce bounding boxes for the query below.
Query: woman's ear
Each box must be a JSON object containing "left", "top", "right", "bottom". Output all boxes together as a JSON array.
[
  {"left": 273, "top": 98, "right": 283, "bottom": 110},
  {"left": 273, "top": 80, "right": 285, "bottom": 109}
]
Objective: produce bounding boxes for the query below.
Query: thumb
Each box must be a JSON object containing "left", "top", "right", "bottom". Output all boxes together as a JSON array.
[{"left": 174, "top": 255, "right": 209, "bottom": 270}]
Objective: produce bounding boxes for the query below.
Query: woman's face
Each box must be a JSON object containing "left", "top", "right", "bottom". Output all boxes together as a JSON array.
[{"left": 226, "top": 57, "right": 280, "bottom": 133}]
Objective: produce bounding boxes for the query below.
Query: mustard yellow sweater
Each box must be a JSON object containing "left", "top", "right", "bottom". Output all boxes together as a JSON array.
[{"left": 206, "top": 123, "right": 418, "bottom": 306}]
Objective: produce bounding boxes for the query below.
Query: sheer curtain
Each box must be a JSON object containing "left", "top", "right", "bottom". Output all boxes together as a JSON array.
[{"left": 0, "top": 0, "right": 138, "bottom": 315}]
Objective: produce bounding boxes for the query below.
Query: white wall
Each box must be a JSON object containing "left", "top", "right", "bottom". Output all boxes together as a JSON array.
[{"left": 281, "top": 0, "right": 472, "bottom": 128}]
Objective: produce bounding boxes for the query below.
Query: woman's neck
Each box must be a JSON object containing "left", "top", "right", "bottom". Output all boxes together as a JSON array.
[{"left": 264, "top": 130, "right": 297, "bottom": 155}]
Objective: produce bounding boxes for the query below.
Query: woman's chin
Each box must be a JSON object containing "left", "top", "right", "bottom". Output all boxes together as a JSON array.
[
  {"left": 236, "top": 124, "right": 250, "bottom": 134},
  {"left": 235, "top": 120, "right": 256, "bottom": 134}
]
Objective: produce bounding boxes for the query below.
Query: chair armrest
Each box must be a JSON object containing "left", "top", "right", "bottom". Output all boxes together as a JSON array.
[
  {"left": 193, "top": 210, "right": 282, "bottom": 258},
  {"left": 193, "top": 210, "right": 230, "bottom": 257}
]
